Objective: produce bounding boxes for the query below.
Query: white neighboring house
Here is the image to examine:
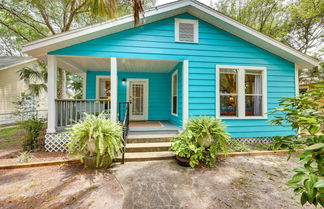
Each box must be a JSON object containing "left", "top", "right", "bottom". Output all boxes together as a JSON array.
[{"left": 0, "top": 56, "right": 48, "bottom": 123}]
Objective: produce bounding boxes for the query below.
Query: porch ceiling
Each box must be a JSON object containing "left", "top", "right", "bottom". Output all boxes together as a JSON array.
[{"left": 57, "top": 56, "right": 180, "bottom": 74}]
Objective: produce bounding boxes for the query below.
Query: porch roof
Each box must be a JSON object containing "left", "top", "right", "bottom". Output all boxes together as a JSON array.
[
  {"left": 22, "top": 0, "right": 319, "bottom": 69},
  {"left": 57, "top": 56, "right": 180, "bottom": 74}
]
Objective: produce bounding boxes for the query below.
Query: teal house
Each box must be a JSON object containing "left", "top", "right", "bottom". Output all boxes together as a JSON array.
[{"left": 23, "top": 0, "right": 318, "bottom": 144}]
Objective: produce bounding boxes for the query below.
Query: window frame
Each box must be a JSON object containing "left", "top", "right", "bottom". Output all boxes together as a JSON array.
[
  {"left": 174, "top": 18, "right": 199, "bottom": 43},
  {"left": 216, "top": 65, "right": 267, "bottom": 119},
  {"left": 171, "top": 70, "right": 178, "bottom": 116}
]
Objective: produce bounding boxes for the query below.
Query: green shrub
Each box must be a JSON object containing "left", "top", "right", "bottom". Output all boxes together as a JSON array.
[
  {"left": 68, "top": 113, "right": 123, "bottom": 168},
  {"left": 170, "top": 116, "right": 229, "bottom": 168},
  {"left": 20, "top": 116, "right": 45, "bottom": 150},
  {"left": 16, "top": 151, "right": 32, "bottom": 163},
  {"left": 270, "top": 85, "right": 324, "bottom": 207},
  {"left": 228, "top": 140, "right": 251, "bottom": 152}
]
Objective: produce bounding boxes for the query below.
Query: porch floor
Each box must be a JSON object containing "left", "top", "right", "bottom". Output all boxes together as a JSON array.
[{"left": 129, "top": 120, "right": 181, "bottom": 132}]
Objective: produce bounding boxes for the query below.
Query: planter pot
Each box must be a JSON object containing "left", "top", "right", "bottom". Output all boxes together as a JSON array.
[
  {"left": 176, "top": 155, "right": 191, "bottom": 167},
  {"left": 83, "top": 155, "right": 112, "bottom": 169}
]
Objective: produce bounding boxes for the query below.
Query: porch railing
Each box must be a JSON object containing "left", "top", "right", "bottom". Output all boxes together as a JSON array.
[{"left": 55, "top": 99, "right": 111, "bottom": 129}]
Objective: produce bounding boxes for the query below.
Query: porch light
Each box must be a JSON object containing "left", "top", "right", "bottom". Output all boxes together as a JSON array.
[{"left": 122, "top": 78, "right": 126, "bottom": 85}]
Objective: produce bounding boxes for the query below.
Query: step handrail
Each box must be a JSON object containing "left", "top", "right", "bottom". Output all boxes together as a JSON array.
[{"left": 119, "top": 102, "right": 130, "bottom": 164}]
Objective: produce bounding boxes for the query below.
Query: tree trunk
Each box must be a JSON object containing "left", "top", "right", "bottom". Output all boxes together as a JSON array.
[{"left": 57, "top": 68, "right": 66, "bottom": 99}]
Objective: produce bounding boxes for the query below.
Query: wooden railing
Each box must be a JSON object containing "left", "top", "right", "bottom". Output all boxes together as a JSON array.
[{"left": 55, "top": 99, "right": 111, "bottom": 129}]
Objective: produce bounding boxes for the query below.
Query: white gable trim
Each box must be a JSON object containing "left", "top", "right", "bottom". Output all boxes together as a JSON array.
[
  {"left": 0, "top": 58, "right": 37, "bottom": 71},
  {"left": 22, "top": 0, "right": 318, "bottom": 68}
]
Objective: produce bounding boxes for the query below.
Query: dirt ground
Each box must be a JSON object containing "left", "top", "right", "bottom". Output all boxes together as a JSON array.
[{"left": 0, "top": 155, "right": 314, "bottom": 209}]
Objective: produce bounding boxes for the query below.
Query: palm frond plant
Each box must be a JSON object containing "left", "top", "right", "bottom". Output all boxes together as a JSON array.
[
  {"left": 170, "top": 116, "right": 230, "bottom": 168},
  {"left": 68, "top": 113, "right": 123, "bottom": 169}
]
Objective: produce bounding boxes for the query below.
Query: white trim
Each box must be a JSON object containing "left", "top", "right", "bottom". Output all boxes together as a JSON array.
[
  {"left": 47, "top": 55, "right": 57, "bottom": 133},
  {"left": 126, "top": 79, "right": 149, "bottom": 121},
  {"left": 22, "top": 0, "right": 318, "bottom": 68},
  {"left": 82, "top": 72, "right": 87, "bottom": 99},
  {"left": 110, "top": 57, "right": 118, "bottom": 122},
  {"left": 0, "top": 58, "right": 37, "bottom": 71},
  {"left": 175, "top": 18, "right": 199, "bottom": 43},
  {"left": 182, "top": 60, "right": 189, "bottom": 127},
  {"left": 95, "top": 75, "right": 111, "bottom": 99},
  {"left": 216, "top": 65, "right": 267, "bottom": 119},
  {"left": 295, "top": 64, "right": 299, "bottom": 97},
  {"left": 171, "top": 70, "right": 179, "bottom": 116}
]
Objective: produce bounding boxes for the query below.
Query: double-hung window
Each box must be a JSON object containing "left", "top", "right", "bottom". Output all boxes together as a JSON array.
[{"left": 217, "top": 65, "right": 267, "bottom": 119}]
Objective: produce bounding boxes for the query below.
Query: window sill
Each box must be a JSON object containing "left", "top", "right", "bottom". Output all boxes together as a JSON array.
[{"left": 171, "top": 113, "right": 178, "bottom": 117}]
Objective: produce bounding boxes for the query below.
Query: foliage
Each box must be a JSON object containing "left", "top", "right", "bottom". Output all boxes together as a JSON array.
[
  {"left": 215, "top": 0, "right": 323, "bottom": 54},
  {"left": 228, "top": 140, "right": 251, "bottom": 152},
  {"left": 13, "top": 93, "right": 39, "bottom": 121},
  {"left": 19, "top": 116, "right": 46, "bottom": 151},
  {"left": 170, "top": 116, "right": 229, "bottom": 168},
  {"left": 68, "top": 113, "right": 123, "bottom": 168},
  {"left": 270, "top": 86, "right": 324, "bottom": 207},
  {"left": 185, "top": 116, "right": 229, "bottom": 149},
  {"left": 17, "top": 61, "right": 48, "bottom": 97},
  {"left": 16, "top": 151, "right": 32, "bottom": 163}
]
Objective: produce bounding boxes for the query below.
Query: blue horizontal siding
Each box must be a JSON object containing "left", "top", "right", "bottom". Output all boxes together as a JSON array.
[
  {"left": 51, "top": 13, "right": 296, "bottom": 137},
  {"left": 86, "top": 71, "right": 171, "bottom": 121}
]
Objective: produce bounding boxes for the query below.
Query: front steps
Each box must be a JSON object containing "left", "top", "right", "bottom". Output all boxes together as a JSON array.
[{"left": 119, "top": 133, "right": 177, "bottom": 162}]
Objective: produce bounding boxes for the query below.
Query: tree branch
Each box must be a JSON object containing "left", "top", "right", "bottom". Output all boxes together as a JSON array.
[{"left": 0, "top": 20, "right": 30, "bottom": 41}]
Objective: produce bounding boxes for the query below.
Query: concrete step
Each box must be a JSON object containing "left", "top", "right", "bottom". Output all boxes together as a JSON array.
[
  {"left": 127, "top": 134, "right": 176, "bottom": 143},
  {"left": 126, "top": 142, "right": 172, "bottom": 152},
  {"left": 117, "top": 151, "right": 175, "bottom": 162}
]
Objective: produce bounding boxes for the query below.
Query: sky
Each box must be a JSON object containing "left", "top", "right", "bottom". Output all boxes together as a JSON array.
[{"left": 156, "top": 0, "right": 214, "bottom": 7}]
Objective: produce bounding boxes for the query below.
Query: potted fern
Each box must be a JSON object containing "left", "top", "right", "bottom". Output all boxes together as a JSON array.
[
  {"left": 170, "top": 116, "right": 229, "bottom": 168},
  {"left": 68, "top": 113, "right": 123, "bottom": 169}
]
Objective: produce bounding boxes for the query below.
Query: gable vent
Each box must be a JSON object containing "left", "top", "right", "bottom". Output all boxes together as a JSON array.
[
  {"left": 175, "top": 19, "right": 198, "bottom": 43},
  {"left": 179, "top": 23, "right": 194, "bottom": 42}
]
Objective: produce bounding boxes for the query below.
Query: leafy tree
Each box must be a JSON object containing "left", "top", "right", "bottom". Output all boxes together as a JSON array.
[
  {"left": 271, "top": 85, "right": 324, "bottom": 207},
  {"left": 285, "top": 0, "right": 324, "bottom": 54},
  {"left": 17, "top": 61, "right": 47, "bottom": 97},
  {"left": 215, "top": 0, "right": 323, "bottom": 54},
  {"left": 0, "top": 0, "right": 155, "bottom": 98}
]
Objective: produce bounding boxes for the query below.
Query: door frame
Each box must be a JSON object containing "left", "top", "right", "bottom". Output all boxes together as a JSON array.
[{"left": 126, "top": 78, "right": 149, "bottom": 120}]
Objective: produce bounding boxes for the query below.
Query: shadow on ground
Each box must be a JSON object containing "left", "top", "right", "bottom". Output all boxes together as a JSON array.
[{"left": 0, "top": 155, "right": 312, "bottom": 209}]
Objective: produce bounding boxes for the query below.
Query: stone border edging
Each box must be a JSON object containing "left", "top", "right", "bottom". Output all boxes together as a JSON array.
[
  {"left": 0, "top": 159, "right": 80, "bottom": 169},
  {"left": 0, "top": 149, "right": 305, "bottom": 169},
  {"left": 217, "top": 149, "right": 305, "bottom": 157}
]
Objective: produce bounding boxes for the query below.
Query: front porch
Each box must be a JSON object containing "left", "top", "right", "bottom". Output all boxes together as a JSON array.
[{"left": 47, "top": 55, "right": 189, "bottom": 133}]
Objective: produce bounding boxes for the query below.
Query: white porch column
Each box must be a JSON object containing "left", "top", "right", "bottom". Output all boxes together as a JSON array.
[
  {"left": 295, "top": 64, "right": 299, "bottom": 97},
  {"left": 110, "top": 57, "right": 118, "bottom": 122},
  {"left": 82, "top": 72, "right": 87, "bottom": 99},
  {"left": 47, "top": 55, "right": 57, "bottom": 133},
  {"left": 182, "top": 60, "right": 189, "bottom": 127}
]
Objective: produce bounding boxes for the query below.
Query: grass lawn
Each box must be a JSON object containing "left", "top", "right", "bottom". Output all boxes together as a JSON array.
[{"left": 0, "top": 127, "right": 24, "bottom": 150}]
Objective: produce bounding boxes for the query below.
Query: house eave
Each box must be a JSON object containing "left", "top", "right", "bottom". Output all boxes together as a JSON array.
[{"left": 22, "top": 0, "right": 319, "bottom": 68}]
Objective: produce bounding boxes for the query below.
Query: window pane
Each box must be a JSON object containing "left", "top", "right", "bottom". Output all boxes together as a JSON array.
[
  {"left": 245, "top": 71, "right": 262, "bottom": 94},
  {"left": 245, "top": 96, "right": 262, "bottom": 116},
  {"left": 220, "top": 95, "right": 238, "bottom": 116},
  {"left": 220, "top": 69, "right": 237, "bottom": 94},
  {"left": 173, "top": 74, "right": 178, "bottom": 95},
  {"left": 172, "top": 96, "right": 177, "bottom": 114}
]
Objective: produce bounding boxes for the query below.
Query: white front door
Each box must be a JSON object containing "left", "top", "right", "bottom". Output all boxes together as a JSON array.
[{"left": 127, "top": 79, "right": 148, "bottom": 121}]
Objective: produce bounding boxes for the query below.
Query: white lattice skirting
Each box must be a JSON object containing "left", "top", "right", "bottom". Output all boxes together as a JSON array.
[
  {"left": 232, "top": 137, "right": 275, "bottom": 144},
  {"left": 44, "top": 133, "right": 275, "bottom": 152},
  {"left": 45, "top": 133, "right": 72, "bottom": 152}
]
